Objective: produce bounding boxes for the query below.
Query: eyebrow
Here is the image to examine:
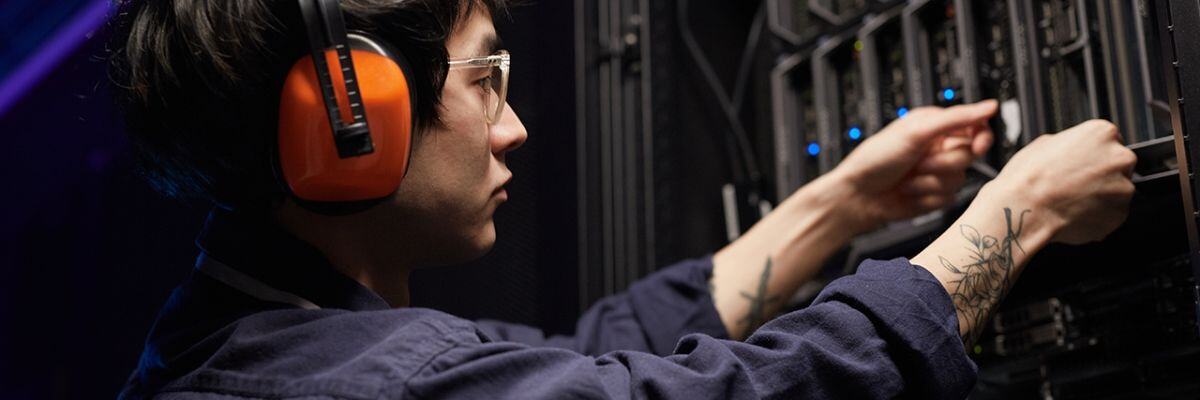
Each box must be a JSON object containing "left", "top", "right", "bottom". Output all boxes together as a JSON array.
[{"left": 475, "top": 34, "right": 503, "bottom": 58}]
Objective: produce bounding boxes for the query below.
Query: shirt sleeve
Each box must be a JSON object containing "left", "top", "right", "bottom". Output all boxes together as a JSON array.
[
  {"left": 406, "top": 258, "right": 977, "bottom": 400},
  {"left": 474, "top": 256, "right": 730, "bottom": 356}
]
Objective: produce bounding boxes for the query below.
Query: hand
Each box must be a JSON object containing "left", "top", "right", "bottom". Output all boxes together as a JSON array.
[
  {"left": 984, "top": 119, "right": 1137, "bottom": 245},
  {"left": 825, "top": 100, "right": 997, "bottom": 231}
]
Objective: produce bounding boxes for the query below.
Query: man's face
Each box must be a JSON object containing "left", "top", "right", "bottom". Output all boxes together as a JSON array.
[{"left": 374, "top": 10, "right": 527, "bottom": 266}]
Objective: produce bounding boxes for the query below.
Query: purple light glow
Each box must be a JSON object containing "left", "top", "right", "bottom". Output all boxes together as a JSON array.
[{"left": 0, "top": 0, "right": 112, "bottom": 119}]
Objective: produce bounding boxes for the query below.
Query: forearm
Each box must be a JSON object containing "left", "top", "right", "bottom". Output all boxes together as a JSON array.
[
  {"left": 711, "top": 172, "right": 873, "bottom": 340},
  {"left": 910, "top": 182, "right": 1061, "bottom": 347}
]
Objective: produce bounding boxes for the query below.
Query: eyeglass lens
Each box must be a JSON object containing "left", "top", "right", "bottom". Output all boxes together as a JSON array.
[{"left": 487, "top": 62, "right": 507, "bottom": 123}]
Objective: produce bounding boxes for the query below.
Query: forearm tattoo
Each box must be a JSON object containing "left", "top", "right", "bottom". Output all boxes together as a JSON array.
[
  {"left": 739, "top": 257, "right": 781, "bottom": 337},
  {"left": 938, "top": 208, "right": 1030, "bottom": 346}
]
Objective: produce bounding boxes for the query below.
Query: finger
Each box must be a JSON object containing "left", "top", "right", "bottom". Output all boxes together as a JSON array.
[
  {"left": 1104, "top": 175, "right": 1136, "bottom": 202},
  {"left": 901, "top": 172, "right": 966, "bottom": 196},
  {"left": 1115, "top": 145, "right": 1137, "bottom": 179},
  {"left": 971, "top": 124, "right": 994, "bottom": 158},
  {"left": 1072, "top": 119, "right": 1120, "bottom": 142},
  {"left": 942, "top": 121, "right": 977, "bottom": 139},
  {"left": 899, "top": 99, "right": 1000, "bottom": 145},
  {"left": 901, "top": 175, "right": 939, "bottom": 195},
  {"left": 913, "top": 193, "right": 956, "bottom": 212},
  {"left": 940, "top": 134, "right": 973, "bottom": 152},
  {"left": 898, "top": 106, "right": 943, "bottom": 120},
  {"left": 913, "top": 148, "right": 973, "bottom": 175},
  {"left": 928, "top": 135, "right": 948, "bottom": 155},
  {"left": 940, "top": 122, "right": 993, "bottom": 158},
  {"left": 1097, "top": 205, "right": 1131, "bottom": 240}
]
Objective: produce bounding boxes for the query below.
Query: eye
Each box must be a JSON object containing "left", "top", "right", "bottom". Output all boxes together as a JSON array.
[{"left": 477, "top": 76, "right": 493, "bottom": 91}]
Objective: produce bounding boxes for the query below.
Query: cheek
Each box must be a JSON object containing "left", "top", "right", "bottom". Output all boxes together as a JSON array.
[
  {"left": 402, "top": 97, "right": 490, "bottom": 199},
  {"left": 438, "top": 91, "right": 493, "bottom": 171}
]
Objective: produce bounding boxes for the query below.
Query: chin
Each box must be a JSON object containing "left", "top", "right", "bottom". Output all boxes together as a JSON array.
[{"left": 458, "top": 222, "right": 498, "bottom": 262}]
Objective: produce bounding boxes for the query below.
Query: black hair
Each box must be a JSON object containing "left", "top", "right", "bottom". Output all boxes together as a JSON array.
[{"left": 107, "top": 0, "right": 507, "bottom": 209}]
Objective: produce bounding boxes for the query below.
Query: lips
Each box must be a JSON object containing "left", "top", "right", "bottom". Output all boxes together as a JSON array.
[{"left": 493, "top": 174, "right": 513, "bottom": 199}]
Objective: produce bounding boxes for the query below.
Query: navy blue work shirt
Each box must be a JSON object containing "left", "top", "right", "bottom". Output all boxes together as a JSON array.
[{"left": 120, "top": 209, "right": 976, "bottom": 399}]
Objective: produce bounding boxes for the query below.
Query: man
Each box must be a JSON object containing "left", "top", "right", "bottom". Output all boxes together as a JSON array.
[{"left": 112, "top": 0, "right": 1136, "bottom": 398}]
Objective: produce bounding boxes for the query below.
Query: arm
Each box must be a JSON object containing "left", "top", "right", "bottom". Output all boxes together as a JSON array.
[
  {"left": 411, "top": 258, "right": 975, "bottom": 399},
  {"left": 713, "top": 101, "right": 999, "bottom": 339},
  {"left": 709, "top": 174, "right": 868, "bottom": 340},
  {"left": 476, "top": 257, "right": 728, "bottom": 356},
  {"left": 910, "top": 187, "right": 1056, "bottom": 346}
]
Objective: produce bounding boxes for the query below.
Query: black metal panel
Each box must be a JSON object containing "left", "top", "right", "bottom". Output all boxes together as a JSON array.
[
  {"left": 903, "top": 0, "right": 966, "bottom": 108},
  {"left": 956, "top": 0, "right": 1038, "bottom": 168},
  {"left": 859, "top": 4, "right": 909, "bottom": 137},
  {"left": 814, "top": 26, "right": 866, "bottom": 170},
  {"left": 1158, "top": 0, "right": 1200, "bottom": 336},
  {"left": 575, "top": 0, "right": 656, "bottom": 307},
  {"left": 1017, "top": 0, "right": 1114, "bottom": 135},
  {"left": 770, "top": 51, "right": 820, "bottom": 200},
  {"left": 1095, "top": 0, "right": 1174, "bottom": 144}
]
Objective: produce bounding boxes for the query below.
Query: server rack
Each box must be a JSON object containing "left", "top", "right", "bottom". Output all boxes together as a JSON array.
[
  {"left": 903, "top": 0, "right": 966, "bottom": 108},
  {"left": 768, "top": 0, "right": 872, "bottom": 48},
  {"left": 859, "top": 4, "right": 910, "bottom": 137},
  {"left": 766, "top": 0, "right": 1200, "bottom": 396},
  {"left": 1095, "top": 0, "right": 1174, "bottom": 144},
  {"left": 770, "top": 51, "right": 821, "bottom": 201},
  {"left": 575, "top": 0, "right": 658, "bottom": 307},
  {"left": 955, "top": 0, "right": 1037, "bottom": 168},
  {"left": 583, "top": 0, "right": 1200, "bottom": 392},
  {"left": 1022, "top": 0, "right": 1114, "bottom": 135},
  {"left": 814, "top": 26, "right": 868, "bottom": 169}
]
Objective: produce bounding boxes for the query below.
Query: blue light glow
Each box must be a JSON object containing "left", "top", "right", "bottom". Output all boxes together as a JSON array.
[
  {"left": 848, "top": 127, "right": 862, "bottom": 140},
  {"left": 897, "top": 107, "right": 909, "bottom": 118},
  {"left": 807, "top": 142, "right": 821, "bottom": 157},
  {"left": 942, "top": 88, "right": 956, "bottom": 102}
]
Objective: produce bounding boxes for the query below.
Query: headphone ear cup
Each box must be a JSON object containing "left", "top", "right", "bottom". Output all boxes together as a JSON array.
[{"left": 278, "top": 49, "right": 415, "bottom": 203}]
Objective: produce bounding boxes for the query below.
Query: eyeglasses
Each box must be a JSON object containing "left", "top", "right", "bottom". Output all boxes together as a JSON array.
[{"left": 447, "top": 50, "right": 511, "bottom": 125}]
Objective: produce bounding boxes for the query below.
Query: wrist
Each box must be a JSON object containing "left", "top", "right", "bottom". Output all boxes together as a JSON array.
[
  {"left": 804, "top": 170, "right": 885, "bottom": 235},
  {"left": 972, "top": 180, "right": 1063, "bottom": 253}
]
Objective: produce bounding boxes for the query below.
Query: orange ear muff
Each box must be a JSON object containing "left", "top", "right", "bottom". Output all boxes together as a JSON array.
[{"left": 278, "top": 47, "right": 414, "bottom": 203}]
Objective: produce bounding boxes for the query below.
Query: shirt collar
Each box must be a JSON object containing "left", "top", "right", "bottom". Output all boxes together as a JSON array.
[{"left": 194, "top": 208, "right": 391, "bottom": 312}]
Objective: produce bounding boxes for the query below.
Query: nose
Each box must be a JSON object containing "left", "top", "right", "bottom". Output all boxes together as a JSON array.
[{"left": 491, "top": 102, "right": 527, "bottom": 157}]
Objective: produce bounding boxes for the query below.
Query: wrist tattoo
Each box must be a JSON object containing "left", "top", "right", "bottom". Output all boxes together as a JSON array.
[
  {"left": 938, "top": 208, "right": 1030, "bottom": 346},
  {"left": 739, "top": 257, "right": 781, "bottom": 336}
]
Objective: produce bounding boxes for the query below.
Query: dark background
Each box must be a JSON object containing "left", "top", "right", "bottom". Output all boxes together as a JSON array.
[{"left": 0, "top": 0, "right": 766, "bottom": 397}]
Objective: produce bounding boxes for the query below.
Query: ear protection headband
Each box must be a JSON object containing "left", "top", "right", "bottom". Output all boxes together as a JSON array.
[{"left": 278, "top": 0, "right": 416, "bottom": 211}]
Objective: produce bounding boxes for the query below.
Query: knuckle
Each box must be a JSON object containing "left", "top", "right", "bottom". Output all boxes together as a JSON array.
[
  {"left": 1088, "top": 119, "right": 1120, "bottom": 138},
  {"left": 1120, "top": 180, "right": 1136, "bottom": 196},
  {"left": 1107, "top": 146, "right": 1137, "bottom": 168},
  {"left": 1084, "top": 118, "right": 1115, "bottom": 130},
  {"left": 944, "top": 154, "right": 970, "bottom": 170},
  {"left": 1121, "top": 150, "right": 1138, "bottom": 168}
]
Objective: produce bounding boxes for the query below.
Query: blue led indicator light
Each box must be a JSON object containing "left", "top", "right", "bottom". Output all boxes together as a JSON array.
[
  {"left": 848, "top": 127, "right": 862, "bottom": 140},
  {"left": 807, "top": 142, "right": 821, "bottom": 156},
  {"left": 897, "top": 107, "right": 908, "bottom": 118},
  {"left": 942, "top": 88, "right": 956, "bottom": 101}
]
